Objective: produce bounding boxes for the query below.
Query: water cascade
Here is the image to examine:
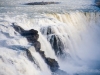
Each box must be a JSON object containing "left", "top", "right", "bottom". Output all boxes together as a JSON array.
[{"left": 0, "top": 5, "right": 100, "bottom": 75}]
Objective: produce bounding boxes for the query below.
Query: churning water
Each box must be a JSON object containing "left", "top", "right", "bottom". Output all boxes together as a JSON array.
[{"left": 0, "top": 0, "right": 100, "bottom": 75}]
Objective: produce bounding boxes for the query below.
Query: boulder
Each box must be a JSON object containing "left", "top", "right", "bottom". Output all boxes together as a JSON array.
[
  {"left": 26, "top": 49, "right": 34, "bottom": 62},
  {"left": 38, "top": 51, "right": 46, "bottom": 59},
  {"left": 38, "top": 50, "right": 60, "bottom": 72},
  {"left": 38, "top": 51, "right": 59, "bottom": 72},
  {"left": 40, "top": 26, "right": 54, "bottom": 35},
  {"left": 12, "top": 23, "right": 39, "bottom": 42},
  {"left": 26, "top": 49, "right": 40, "bottom": 69},
  {"left": 12, "top": 23, "right": 61, "bottom": 73},
  {"left": 21, "top": 29, "right": 38, "bottom": 37},
  {"left": 49, "top": 35, "right": 64, "bottom": 56},
  {"left": 12, "top": 23, "right": 25, "bottom": 33},
  {"left": 45, "top": 57, "right": 59, "bottom": 72},
  {"left": 32, "top": 41, "right": 41, "bottom": 51},
  {"left": 26, "top": 34, "right": 39, "bottom": 42}
]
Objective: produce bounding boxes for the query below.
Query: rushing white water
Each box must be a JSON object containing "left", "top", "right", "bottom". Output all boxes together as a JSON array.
[
  {"left": 0, "top": 47, "right": 40, "bottom": 75},
  {"left": 0, "top": 19, "right": 52, "bottom": 75},
  {"left": 0, "top": 11, "right": 100, "bottom": 75},
  {"left": 45, "top": 12, "right": 100, "bottom": 74},
  {"left": 0, "top": 0, "right": 100, "bottom": 75}
]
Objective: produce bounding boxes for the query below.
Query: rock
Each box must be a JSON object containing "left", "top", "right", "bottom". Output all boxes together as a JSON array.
[
  {"left": 49, "top": 35, "right": 64, "bottom": 56},
  {"left": 38, "top": 50, "right": 60, "bottom": 72},
  {"left": 38, "top": 51, "right": 46, "bottom": 59},
  {"left": 26, "top": 34, "right": 39, "bottom": 42},
  {"left": 26, "top": 49, "right": 34, "bottom": 62},
  {"left": 53, "top": 69, "right": 68, "bottom": 75},
  {"left": 12, "top": 23, "right": 38, "bottom": 36},
  {"left": 40, "top": 26, "right": 54, "bottom": 35},
  {"left": 45, "top": 57, "right": 59, "bottom": 72},
  {"left": 38, "top": 51, "right": 59, "bottom": 72},
  {"left": 32, "top": 41, "right": 41, "bottom": 51},
  {"left": 12, "top": 23, "right": 25, "bottom": 33},
  {"left": 21, "top": 29, "right": 38, "bottom": 37},
  {"left": 39, "top": 51, "right": 59, "bottom": 72},
  {"left": 40, "top": 26, "right": 66, "bottom": 57},
  {"left": 24, "top": 2, "right": 60, "bottom": 5},
  {"left": 12, "top": 23, "right": 39, "bottom": 42},
  {"left": 26, "top": 49, "right": 40, "bottom": 69},
  {"left": 12, "top": 23, "right": 61, "bottom": 73}
]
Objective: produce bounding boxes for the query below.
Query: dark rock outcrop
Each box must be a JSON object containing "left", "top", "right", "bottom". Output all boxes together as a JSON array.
[
  {"left": 12, "top": 23, "right": 25, "bottom": 33},
  {"left": 12, "top": 23, "right": 67, "bottom": 74},
  {"left": 26, "top": 34, "right": 39, "bottom": 42},
  {"left": 40, "top": 26, "right": 54, "bottom": 35},
  {"left": 12, "top": 23, "right": 40, "bottom": 51},
  {"left": 12, "top": 23, "right": 39, "bottom": 41},
  {"left": 26, "top": 49, "right": 41, "bottom": 69},
  {"left": 26, "top": 49, "right": 34, "bottom": 62},
  {"left": 38, "top": 50, "right": 46, "bottom": 59},
  {"left": 24, "top": 2, "right": 60, "bottom": 5},
  {"left": 49, "top": 35, "right": 64, "bottom": 56},
  {"left": 40, "top": 26, "right": 65, "bottom": 56},
  {"left": 32, "top": 41, "right": 41, "bottom": 51},
  {"left": 45, "top": 57, "right": 59, "bottom": 72},
  {"left": 38, "top": 50, "right": 59, "bottom": 72}
]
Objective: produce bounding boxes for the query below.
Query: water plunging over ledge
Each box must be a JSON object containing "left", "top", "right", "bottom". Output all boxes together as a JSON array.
[{"left": 0, "top": 0, "right": 100, "bottom": 75}]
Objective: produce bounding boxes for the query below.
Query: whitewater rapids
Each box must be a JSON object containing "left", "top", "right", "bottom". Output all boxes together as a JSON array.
[{"left": 0, "top": 11, "right": 100, "bottom": 75}]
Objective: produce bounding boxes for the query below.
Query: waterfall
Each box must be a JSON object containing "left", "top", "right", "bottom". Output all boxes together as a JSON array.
[{"left": 0, "top": 11, "right": 100, "bottom": 75}]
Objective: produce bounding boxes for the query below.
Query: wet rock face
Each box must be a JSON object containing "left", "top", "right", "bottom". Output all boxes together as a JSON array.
[
  {"left": 12, "top": 23, "right": 38, "bottom": 36},
  {"left": 26, "top": 49, "right": 40, "bottom": 69},
  {"left": 49, "top": 35, "right": 64, "bottom": 56},
  {"left": 12, "top": 23, "right": 25, "bottom": 33},
  {"left": 45, "top": 58, "right": 59, "bottom": 72},
  {"left": 12, "top": 23, "right": 60, "bottom": 72},
  {"left": 26, "top": 49, "right": 35, "bottom": 62},
  {"left": 38, "top": 51, "right": 46, "bottom": 59},
  {"left": 32, "top": 41, "right": 41, "bottom": 51},
  {"left": 12, "top": 23, "right": 40, "bottom": 51},
  {"left": 26, "top": 34, "right": 39, "bottom": 42},
  {"left": 24, "top": 2, "right": 60, "bottom": 5},
  {"left": 37, "top": 50, "right": 59, "bottom": 72},
  {"left": 21, "top": 29, "right": 38, "bottom": 37},
  {"left": 13, "top": 24, "right": 39, "bottom": 42},
  {"left": 40, "top": 26, "right": 65, "bottom": 56},
  {"left": 40, "top": 26, "right": 54, "bottom": 35}
]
